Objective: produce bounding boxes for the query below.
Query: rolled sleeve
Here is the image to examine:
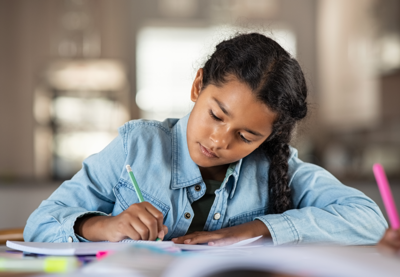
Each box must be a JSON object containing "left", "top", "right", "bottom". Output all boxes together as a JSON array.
[
  {"left": 256, "top": 213, "right": 300, "bottom": 245},
  {"left": 256, "top": 159, "right": 388, "bottom": 246}
]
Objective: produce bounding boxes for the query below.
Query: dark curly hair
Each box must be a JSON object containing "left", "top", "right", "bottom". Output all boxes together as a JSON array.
[{"left": 201, "top": 33, "right": 308, "bottom": 214}]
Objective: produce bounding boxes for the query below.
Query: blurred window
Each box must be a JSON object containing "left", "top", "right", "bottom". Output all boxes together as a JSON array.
[
  {"left": 34, "top": 60, "right": 129, "bottom": 180},
  {"left": 136, "top": 26, "right": 296, "bottom": 121}
]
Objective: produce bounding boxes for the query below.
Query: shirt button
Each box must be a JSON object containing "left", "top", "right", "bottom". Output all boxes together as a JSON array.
[
  {"left": 67, "top": 236, "right": 73, "bottom": 243},
  {"left": 184, "top": 212, "right": 191, "bottom": 219},
  {"left": 194, "top": 185, "right": 201, "bottom": 191},
  {"left": 213, "top": 213, "right": 221, "bottom": 220}
]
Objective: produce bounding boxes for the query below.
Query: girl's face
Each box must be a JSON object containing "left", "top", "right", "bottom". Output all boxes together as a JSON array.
[{"left": 187, "top": 69, "right": 277, "bottom": 171}]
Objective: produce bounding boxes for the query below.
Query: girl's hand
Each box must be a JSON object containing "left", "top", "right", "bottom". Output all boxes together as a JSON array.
[
  {"left": 378, "top": 228, "right": 400, "bottom": 255},
  {"left": 75, "top": 202, "right": 168, "bottom": 242},
  {"left": 171, "top": 220, "right": 270, "bottom": 246}
]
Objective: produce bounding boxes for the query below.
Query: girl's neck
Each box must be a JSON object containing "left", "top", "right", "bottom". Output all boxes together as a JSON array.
[{"left": 198, "top": 164, "right": 230, "bottom": 182}]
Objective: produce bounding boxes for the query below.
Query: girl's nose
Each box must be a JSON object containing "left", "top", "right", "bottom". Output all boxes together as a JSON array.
[{"left": 210, "top": 127, "right": 230, "bottom": 150}]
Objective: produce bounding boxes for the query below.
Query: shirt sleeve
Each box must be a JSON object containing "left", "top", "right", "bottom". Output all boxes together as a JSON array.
[
  {"left": 255, "top": 161, "right": 388, "bottom": 245},
  {"left": 23, "top": 133, "right": 127, "bottom": 243}
]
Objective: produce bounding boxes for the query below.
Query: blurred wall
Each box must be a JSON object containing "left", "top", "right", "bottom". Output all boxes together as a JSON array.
[
  {"left": 0, "top": 184, "right": 55, "bottom": 229},
  {"left": 0, "top": 0, "right": 318, "bottom": 182},
  {"left": 0, "top": 0, "right": 136, "bottom": 181}
]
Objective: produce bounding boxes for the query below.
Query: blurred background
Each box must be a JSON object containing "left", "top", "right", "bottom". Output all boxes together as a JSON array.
[{"left": 0, "top": 0, "right": 399, "bottom": 229}]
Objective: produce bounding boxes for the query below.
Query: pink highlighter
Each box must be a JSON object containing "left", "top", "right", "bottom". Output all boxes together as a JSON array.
[{"left": 373, "top": 163, "right": 400, "bottom": 230}]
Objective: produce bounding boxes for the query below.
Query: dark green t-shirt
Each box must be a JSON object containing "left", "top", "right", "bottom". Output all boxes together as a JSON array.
[
  {"left": 186, "top": 163, "right": 236, "bottom": 234},
  {"left": 187, "top": 179, "right": 222, "bottom": 233}
]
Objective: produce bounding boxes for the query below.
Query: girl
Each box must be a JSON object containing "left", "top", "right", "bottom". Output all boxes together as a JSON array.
[{"left": 24, "top": 33, "right": 387, "bottom": 245}]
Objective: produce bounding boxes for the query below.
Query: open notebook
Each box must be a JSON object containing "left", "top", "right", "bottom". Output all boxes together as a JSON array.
[
  {"left": 6, "top": 240, "right": 175, "bottom": 255},
  {"left": 6, "top": 236, "right": 262, "bottom": 256}
]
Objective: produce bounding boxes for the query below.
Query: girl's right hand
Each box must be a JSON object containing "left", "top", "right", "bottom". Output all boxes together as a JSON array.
[{"left": 75, "top": 202, "right": 168, "bottom": 242}]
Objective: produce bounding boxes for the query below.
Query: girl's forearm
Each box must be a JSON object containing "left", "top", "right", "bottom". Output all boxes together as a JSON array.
[
  {"left": 74, "top": 215, "right": 109, "bottom": 241},
  {"left": 253, "top": 219, "right": 272, "bottom": 238}
]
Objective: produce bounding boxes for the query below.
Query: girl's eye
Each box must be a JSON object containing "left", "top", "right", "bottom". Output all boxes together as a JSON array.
[
  {"left": 209, "top": 110, "right": 221, "bottom": 121},
  {"left": 240, "top": 133, "right": 251, "bottom": 144},
  {"left": 209, "top": 109, "right": 251, "bottom": 144}
]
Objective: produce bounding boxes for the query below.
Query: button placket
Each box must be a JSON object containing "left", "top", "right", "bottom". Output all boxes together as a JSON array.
[{"left": 206, "top": 186, "right": 229, "bottom": 231}]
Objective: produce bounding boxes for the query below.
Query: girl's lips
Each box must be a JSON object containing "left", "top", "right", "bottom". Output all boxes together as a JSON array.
[{"left": 199, "top": 143, "right": 218, "bottom": 158}]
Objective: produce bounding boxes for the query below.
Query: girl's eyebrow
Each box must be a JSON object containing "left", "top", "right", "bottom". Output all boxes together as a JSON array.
[
  {"left": 212, "top": 97, "right": 263, "bottom": 137},
  {"left": 212, "top": 97, "right": 230, "bottom": 117}
]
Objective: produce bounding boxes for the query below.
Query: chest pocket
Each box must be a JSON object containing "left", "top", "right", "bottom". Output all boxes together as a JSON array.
[
  {"left": 113, "top": 179, "right": 170, "bottom": 218},
  {"left": 228, "top": 208, "right": 268, "bottom": 227}
]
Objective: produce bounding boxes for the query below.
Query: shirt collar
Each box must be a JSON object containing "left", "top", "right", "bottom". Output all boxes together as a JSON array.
[
  {"left": 171, "top": 113, "right": 203, "bottom": 189},
  {"left": 227, "top": 159, "right": 243, "bottom": 199}
]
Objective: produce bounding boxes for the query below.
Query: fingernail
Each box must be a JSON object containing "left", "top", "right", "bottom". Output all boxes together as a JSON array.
[
  {"left": 158, "top": 230, "right": 165, "bottom": 239},
  {"left": 184, "top": 239, "right": 191, "bottom": 244},
  {"left": 208, "top": 241, "right": 215, "bottom": 246}
]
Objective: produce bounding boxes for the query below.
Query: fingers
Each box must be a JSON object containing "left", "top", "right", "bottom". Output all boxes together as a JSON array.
[
  {"left": 171, "top": 224, "right": 256, "bottom": 246},
  {"left": 157, "top": 225, "right": 169, "bottom": 241},
  {"left": 163, "top": 225, "right": 168, "bottom": 235},
  {"left": 113, "top": 202, "right": 165, "bottom": 241},
  {"left": 171, "top": 233, "right": 198, "bottom": 244},
  {"left": 107, "top": 215, "right": 141, "bottom": 242},
  {"left": 112, "top": 213, "right": 149, "bottom": 241},
  {"left": 208, "top": 237, "right": 238, "bottom": 246},
  {"left": 172, "top": 231, "right": 229, "bottom": 245},
  {"left": 142, "top": 202, "right": 165, "bottom": 240}
]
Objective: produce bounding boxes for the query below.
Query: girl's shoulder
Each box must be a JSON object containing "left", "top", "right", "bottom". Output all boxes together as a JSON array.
[
  {"left": 246, "top": 145, "right": 300, "bottom": 164},
  {"left": 248, "top": 146, "right": 330, "bottom": 178},
  {"left": 117, "top": 117, "right": 181, "bottom": 155},
  {"left": 119, "top": 118, "right": 180, "bottom": 136},
  {"left": 286, "top": 146, "right": 341, "bottom": 184}
]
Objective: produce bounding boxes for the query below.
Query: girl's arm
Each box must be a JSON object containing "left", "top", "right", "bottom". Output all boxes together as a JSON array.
[
  {"left": 173, "top": 161, "right": 387, "bottom": 246},
  {"left": 24, "top": 128, "right": 167, "bottom": 243},
  {"left": 254, "top": 162, "right": 388, "bottom": 245},
  {"left": 23, "top": 135, "right": 125, "bottom": 242}
]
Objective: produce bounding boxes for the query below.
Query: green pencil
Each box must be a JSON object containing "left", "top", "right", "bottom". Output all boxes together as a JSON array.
[{"left": 125, "top": 165, "right": 162, "bottom": 241}]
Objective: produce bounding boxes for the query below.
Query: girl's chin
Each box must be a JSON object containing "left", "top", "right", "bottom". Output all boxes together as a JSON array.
[
  {"left": 189, "top": 145, "right": 227, "bottom": 168},
  {"left": 191, "top": 155, "right": 219, "bottom": 168},
  {"left": 194, "top": 157, "right": 229, "bottom": 169}
]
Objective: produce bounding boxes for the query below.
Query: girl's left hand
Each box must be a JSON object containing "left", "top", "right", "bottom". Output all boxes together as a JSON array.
[{"left": 171, "top": 220, "right": 270, "bottom": 246}]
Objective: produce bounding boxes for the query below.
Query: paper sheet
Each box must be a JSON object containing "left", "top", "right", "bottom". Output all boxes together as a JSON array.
[
  {"left": 6, "top": 240, "right": 175, "bottom": 256},
  {"left": 174, "top": 235, "right": 263, "bottom": 251}
]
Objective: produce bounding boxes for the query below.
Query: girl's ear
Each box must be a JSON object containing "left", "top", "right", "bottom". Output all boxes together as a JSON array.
[{"left": 190, "top": 68, "right": 203, "bottom": 102}]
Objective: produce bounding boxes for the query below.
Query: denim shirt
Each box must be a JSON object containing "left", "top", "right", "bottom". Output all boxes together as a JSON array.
[{"left": 24, "top": 114, "right": 387, "bottom": 245}]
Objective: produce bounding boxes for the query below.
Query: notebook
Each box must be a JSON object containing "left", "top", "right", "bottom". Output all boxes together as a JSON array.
[
  {"left": 174, "top": 235, "right": 263, "bottom": 250},
  {"left": 6, "top": 239, "right": 175, "bottom": 256},
  {"left": 7, "top": 236, "right": 261, "bottom": 256},
  {"left": 6, "top": 236, "right": 262, "bottom": 256}
]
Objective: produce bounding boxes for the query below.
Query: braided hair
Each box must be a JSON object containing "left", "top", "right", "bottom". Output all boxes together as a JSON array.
[{"left": 201, "top": 33, "right": 308, "bottom": 214}]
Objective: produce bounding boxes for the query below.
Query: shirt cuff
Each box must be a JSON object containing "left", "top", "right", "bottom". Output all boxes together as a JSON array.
[
  {"left": 63, "top": 211, "right": 108, "bottom": 242},
  {"left": 255, "top": 213, "right": 301, "bottom": 245},
  {"left": 75, "top": 233, "right": 91, "bottom": 242}
]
